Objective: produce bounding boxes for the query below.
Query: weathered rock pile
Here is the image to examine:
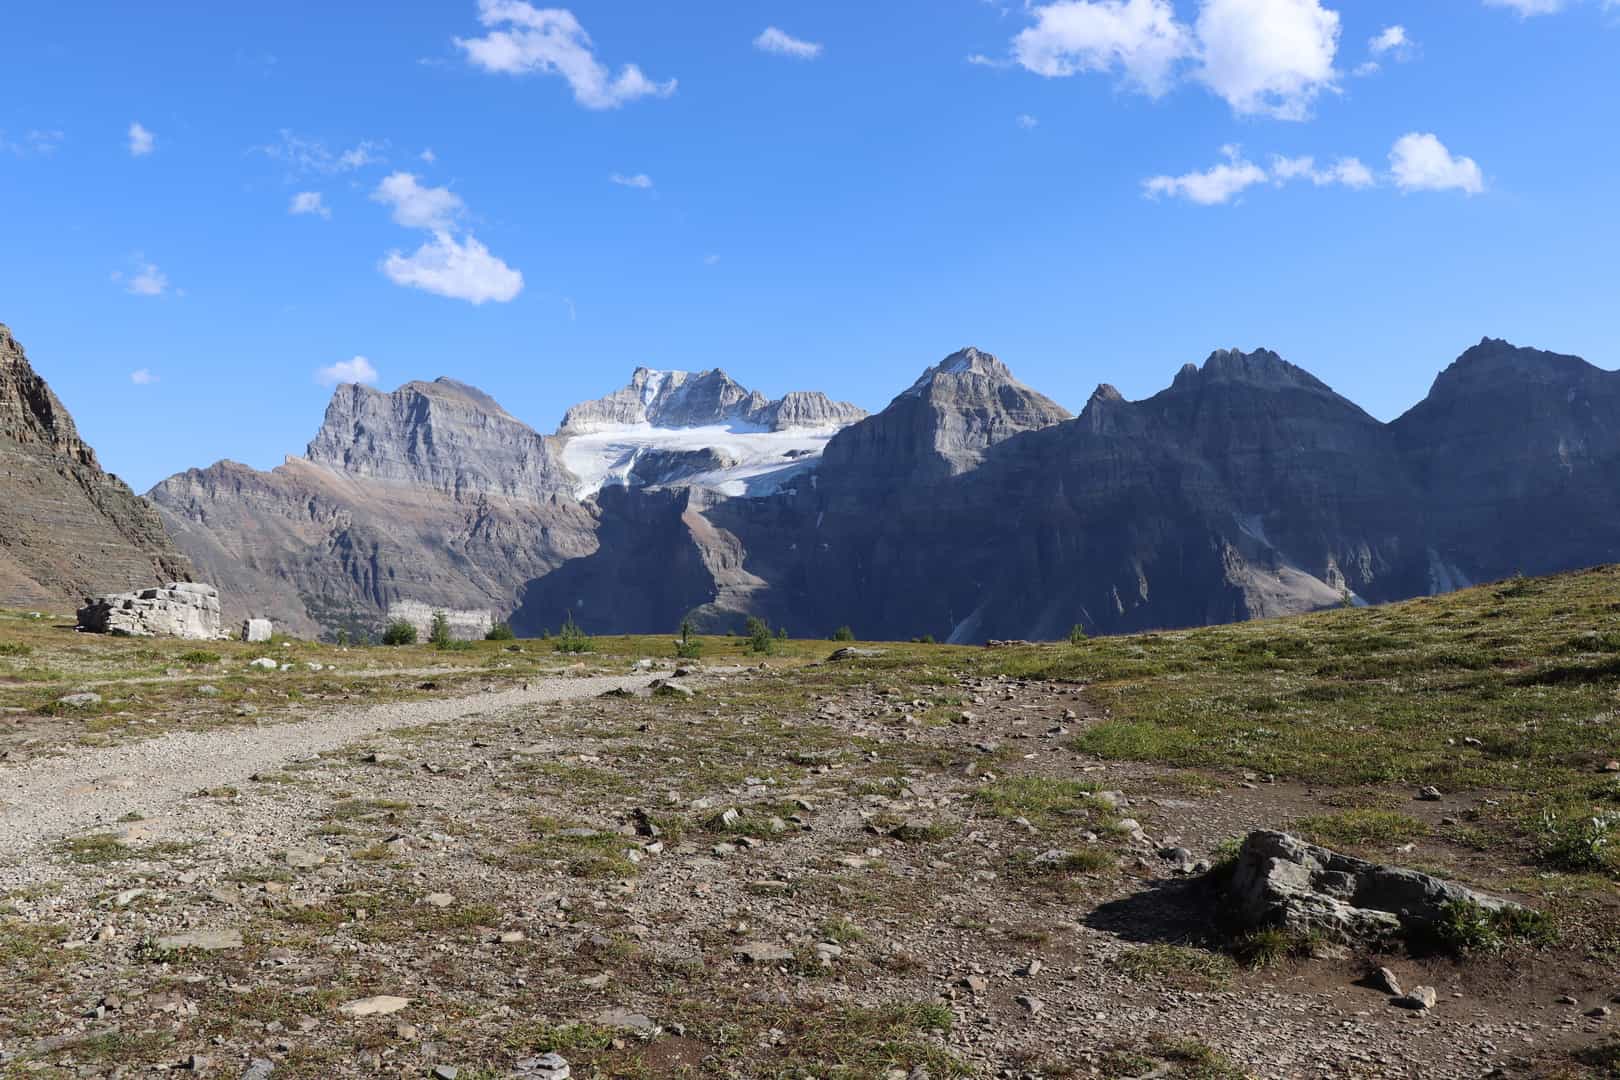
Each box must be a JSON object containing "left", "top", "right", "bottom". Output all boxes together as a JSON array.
[{"left": 77, "top": 582, "right": 223, "bottom": 640}]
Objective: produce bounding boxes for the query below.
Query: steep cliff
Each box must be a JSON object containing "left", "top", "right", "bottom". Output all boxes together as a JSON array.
[
  {"left": 149, "top": 379, "right": 595, "bottom": 639},
  {"left": 0, "top": 324, "right": 192, "bottom": 610}
]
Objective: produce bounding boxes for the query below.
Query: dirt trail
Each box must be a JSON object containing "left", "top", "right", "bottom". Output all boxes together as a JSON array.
[{"left": 0, "top": 672, "right": 655, "bottom": 863}]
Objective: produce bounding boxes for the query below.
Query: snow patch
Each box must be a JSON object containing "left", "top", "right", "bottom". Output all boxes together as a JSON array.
[{"left": 560, "top": 423, "right": 843, "bottom": 500}]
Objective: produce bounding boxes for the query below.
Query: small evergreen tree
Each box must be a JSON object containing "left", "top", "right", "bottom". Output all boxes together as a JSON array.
[
  {"left": 675, "top": 618, "right": 704, "bottom": 659},
  {"left": 1068, "top": 624, "right": 1088, "bottom": 645},
  {"left": 382, "top": 619, "right": 418, "bottom": 646},
  {"left": 555, "top": 612, "right": 594, "bottom": 654},
  {"left": 746, "top": 616, "right": 776, "bottom": 655},
  {"left": 832, "top": 625, "right": 856, "bottom": 642},
  {"left": 486, "top": 622, "right": 517, "bottom": 641},
  {"left": 430, "top": 611, "right": 453, "bottom": 648}
]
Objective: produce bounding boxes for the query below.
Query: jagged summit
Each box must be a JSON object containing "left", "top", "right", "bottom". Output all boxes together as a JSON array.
[
  {"left": 303, "top": 378, "right": 572, "bottom": 502},
  {"left": 1172, "top": 347, "right": 1336, "bottom": 395},
  {"left": 559, "top": 367, "right": 865, "bottom": 434},
  {"left": 901, "top": 346, "right": 1015, "bottom": 397}
]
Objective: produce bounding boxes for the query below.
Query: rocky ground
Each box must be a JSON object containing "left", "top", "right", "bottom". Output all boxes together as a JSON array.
[{"left": 6, "top": 637, "right": 1619, "bottom": 1080}]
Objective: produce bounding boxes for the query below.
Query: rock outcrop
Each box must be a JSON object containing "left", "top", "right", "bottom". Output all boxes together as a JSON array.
[
  {"left": 149, "top": 379, "right": 595, "bottom": 641},
  {"left": 0, "top": 323, "right": 193, "bottom": 610},
  {"left": 77, "top": 582, "right": 223, "bottom": 640},
  {"left": 1225, "top": 831, "right": 1520, "bottom": 941},
  {"left": 385, "top": 600, "right": 495, "bottom": 642}
]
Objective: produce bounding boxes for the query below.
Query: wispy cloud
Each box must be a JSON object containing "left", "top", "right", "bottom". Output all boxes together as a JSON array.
[
  {"left": 456, "top": 1, "right": 676, "bottom": 109},
  {"left": 609, "top": 172, "right": 654, "bottom": 189},
  {"left": 289, "top": 191, "right": 331, "bottom": 219},
  {"left": 1016, "top": 113, "right": 1039, "bottom": 129},
  {"left": 257, "top": 131, "right": 387, "bottom": 176},
  {"left": 316, "top": 357, "right": 379, "bottom": 387},
  {"left": 1145, "top": 144, "right": 1373, "bottom": 205},
  {"left": 113, "top": 256, "right": 172, "bottom": 297},
  {"left": 130, "top": 369, "right": 159, "bottom": 386},
  {"left": 754, "top": 27, "right": 824, "bottom": 59},
  {"left": 0, "top": 129, "right": 65, "bottom": 157},
  {"left": 128, "top": 122, "right": 155, "bottom": 157}
]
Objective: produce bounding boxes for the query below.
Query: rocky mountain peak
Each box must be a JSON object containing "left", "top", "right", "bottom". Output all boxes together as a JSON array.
[
  {"left": 1425, "top": 338, "right": 1600, "bottom": 399},
  {"left": 1, "top": 323, "right": 92, "bottom": 465},
  {"left": 1173, "top": 347, "right": 1335, "bottom": 395},
  {"left": 560, "top": 368, "right": 864, "bottom": 434},
  {"left": 305, "top": 378, "right": 571, "bottom": 502},
  {"left": 902, "top": 347, "right": 1015, "bottom": 397}
]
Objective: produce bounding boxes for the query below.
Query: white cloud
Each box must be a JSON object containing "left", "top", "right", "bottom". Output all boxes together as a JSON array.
[
  {"left": 125, "top": 261, "right": 170, "bottom": 296},
  {"left": 1007, "top": 0, "right": 1340, "bottom": 118},
  {"left": 371, "top": 172, "right": 464, "bottom": 230},
  {"left": 455, "top": 1, "right": 676, "bottom": 110},
  {"left": 128, "top": 122, "right": 155, "bottom": 157},
  {"left": 1146, "top": 144, "right": 1372, "bottom": 204},
  {"left": 703, "top": 254, "right": 721, "bottom": 266},
  {"left": 1193, "top": 0, "right": 1340, "bottom": 120},
  {"left": 1016, "top": 113, "right": 1040, "bottom": 128},
  {"left": 130, "top": 369, "right": 159, "bottom": 385},
  {"left": 609, "top": 172, "right": 654, "bottom": 189},
  {"left": 1012, "top": 0, "right": 1191, "bottom": 96},
  {"left": 1144, "top": 146, "right": 1269, "bottom": 204},
  {"left": 754, "top": 27, "right": 824, "bottom": 59},
  {"left": 1269, "top": 153, "right": 1374, "bottom": 187},
  {"left": 1370, "top": 24, "right": 1410, "bottom": 54},
  {"left": 316, "top": 357, "right": 380, "bottom": 387},
  {"left": 420, "top": 148, "right": 437, "bottom": 164},
  {"left": 258, "top": 131, "right": 386, "bottom": 176},
  {"left": 289, "top": 191, "right": 331, "bottom": 218},
  {"left": 1389, "top": 132, "right": 1484, "bottom": 194},
  {"left": 381, "top": 231, "right": 524, "bottom": 305}
]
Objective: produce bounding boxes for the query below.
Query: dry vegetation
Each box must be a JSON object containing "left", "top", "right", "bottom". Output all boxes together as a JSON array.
[{"left": 4, "top": 568, "right": 1620, "bottom": 1077}]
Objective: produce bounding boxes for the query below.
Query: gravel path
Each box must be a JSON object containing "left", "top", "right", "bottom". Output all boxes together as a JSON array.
[{"left": 0, "top": 672, "right": 656, "bottom": 863}]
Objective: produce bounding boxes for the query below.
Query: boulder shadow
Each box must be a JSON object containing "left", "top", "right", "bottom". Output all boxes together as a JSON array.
[{"left": 1084, "top": 874, "right": 1225, "bottom": 947}]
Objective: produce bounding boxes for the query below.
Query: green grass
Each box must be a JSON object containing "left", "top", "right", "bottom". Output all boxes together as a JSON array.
[
  {"left": 973, "top": 777, "right": 1109, "bottom": 827},
  {"left": 973, "top": 565, "right": 1620, "bottom": 794},
  {"left": 1112, "top": 944, "right": 1237, "bottom": 989},
  {"left": 1291, "top": 809, "right": 1429, "bottom": 849}
]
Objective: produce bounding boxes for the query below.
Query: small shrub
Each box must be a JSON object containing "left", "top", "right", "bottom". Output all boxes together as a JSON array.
[
  {"left": 381, "top": 619, "right": 418, "bottom": 646},
  {"left": 1231, "top": 928, "right": 1313, "bottom": 969},
  {"left": 832, "top": 626, "right": 856, "bottom": 642},
  {"left": 1068, "top": 624, "right": 1088, "bottom": 645},
  {"left": 0, "top": 642, "right": 34, "bottom": 658},
  {"left": 429, "top": 611, "right": 453, "bottom": 649},
  {"left": 176, "top": 650, "right": 220, "bottom": 665},
  {"left": 746, "top": 616, "right": 776, "bottom": 655},
  {"left": 912, "top": 634, "right": 936, "bottom": 645},
  {"left": 555, "top": 613, "right": 594, "bottom": 654},
  {"left": 1417, "top": 899, "right": 1557, "bottom": 956},
  {"left": 675, "top": 619, "right": 703, "bottom": 660},
  {"left": 485, "top": 622, "right": 516, "bottom": 642},
  {"left": 1538, "top": 808, "right": 1620, "bottom": 874}
]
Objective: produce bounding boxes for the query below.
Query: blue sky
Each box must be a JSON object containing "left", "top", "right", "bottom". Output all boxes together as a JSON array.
[{"left": 3, "top": 0, "right": 1617, "bottom": 491}]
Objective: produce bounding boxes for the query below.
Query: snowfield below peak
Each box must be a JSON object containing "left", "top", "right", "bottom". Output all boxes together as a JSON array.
[{"left": 559, "top": 423, "right": 844, "bottom": 500}]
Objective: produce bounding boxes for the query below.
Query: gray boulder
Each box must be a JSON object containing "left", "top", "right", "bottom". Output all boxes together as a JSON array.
[
  {"left": 242, "top": 618, "right": 273, "bottom": 643},
  {"left": 1227, "top": 830, "right": 1518, "bottom": 941},
  {"left": 77, "top": 582, "right": 222, "bottom": 640}
]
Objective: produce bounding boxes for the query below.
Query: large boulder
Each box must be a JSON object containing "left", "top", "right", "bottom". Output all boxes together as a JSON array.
[
  {"left": 242, "top": 618, "right": 273, "bottom": 643},
  {"left": 1226, "top": 831, "right": 1518, "bottom": 941},
  {"left": 78, "top": 582, "right": 223, "bottom": 640}
]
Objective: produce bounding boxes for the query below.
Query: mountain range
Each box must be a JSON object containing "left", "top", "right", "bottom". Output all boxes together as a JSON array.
[{"left": 3, "top": 320, "right": 1616, "bottom": 642}]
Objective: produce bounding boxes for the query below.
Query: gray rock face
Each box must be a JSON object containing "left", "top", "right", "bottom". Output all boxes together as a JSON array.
[
  {"left": 819, "top": 347, "right": 1072, "bottom": 489},
  {"left": 78, "top": 582, "right": 223, "bottom": 640},
  {"left": 0, "top": 324, "right": 194, "bottom": 610},
  {"left": 149, "top": 380, "right": 595, "bottom": 641},
  {"left": 559, "top": 367, "right": 865, "bottom": 433},
  {"left": 307, "top": 378, "right": 575, "bottom": 500},
  {"left": 1226, "top": 831, "right": 1518, "bottom": 941}
]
